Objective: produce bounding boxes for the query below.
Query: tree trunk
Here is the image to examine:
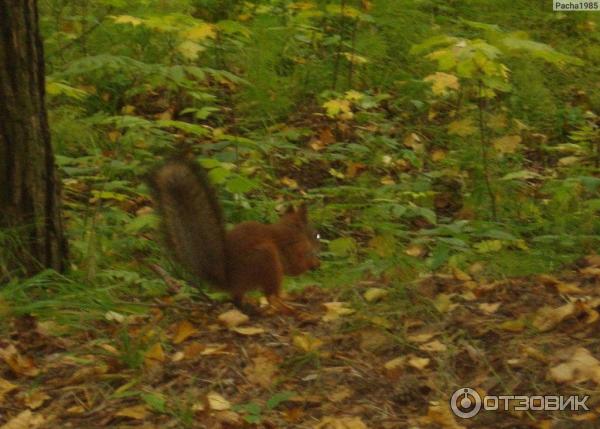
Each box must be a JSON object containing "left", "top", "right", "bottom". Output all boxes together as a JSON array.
[{"left": 0, "top": 0, "right": 68, "bottom": 279}]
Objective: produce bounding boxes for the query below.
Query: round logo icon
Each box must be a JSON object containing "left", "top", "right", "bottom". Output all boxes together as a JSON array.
[{"left": 450, "top": 387, "right": 482, "bottom": 419}]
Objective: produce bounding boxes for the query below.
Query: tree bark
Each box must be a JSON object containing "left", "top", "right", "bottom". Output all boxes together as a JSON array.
[{"left": 0, "top": 0, "right": 68, "bottom": 279}]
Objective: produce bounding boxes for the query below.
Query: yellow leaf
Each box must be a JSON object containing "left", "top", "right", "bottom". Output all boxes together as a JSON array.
[
  {"left": 424, "top": 72, "right": 460, "bottom": 95},
  {"left": 478, "top": 302, "right": 501, "bottom": 314},
  {"left": 230, "top": 326, "right": 265, "bottom": 336},
  {"left": 322, "top": 302, "right": 355, "bottom": 322},
  {"left": 498, "top": 319, "right": 525, "bottom": 332},
  {"left": 1, "top": 410, "right": 45, "bottom": 429},
  {"left": 408, "top": 356, "right": 430, "bottom": 370},
  {"left": 384, "top": 357, "right": 405, "bottom": 371},
  {"left": 218, "top": 309, "right": 249, "bottom": 328},
  {"left": 314, "top": 416, "right": 367, "bottom": 429},
  {"left": 322, "top": 99, "right": 351, "bottom": 118},
  {"left": 363, "top": 288, "right": 388, "bottom": 303},
  {"left": 0, "top": 378, "right": 18, "bottom": 402},
  {"left": 207, "top": 392, "right": 231, "bottom": 410},
  {"left": 292, "top": 333, "right": 323, "bottom": 352},
  {"left": 419, "top": 340, "right": 447, "bottom": 353},
  {"left": 144, "top": 343, "right": 166, "bottom": 367},
  {"left": 116, "top": 404, "right": 148, "bottom": 420},
  {"left": 177, "top": 40, "right": 205, "bottom": 60},
  {"left": 172, "top": 320, "right": 198, "bottom": 344},
  {"left": 447, "top": 118, "right": 476, "bottom": 137},
  {"left": 111, "top": 15, "right": 144, "bottom": 26},
  {"left": 532, "top": 303, "right": 577, "bottom": 332},
  {"left": 344, "top": 90, "right": 363, "bottom": 101},
  {"left": 23, "top": 390, "right": 50, "bottom": 410},
  {"left": 493, "top": 135, "right": 521, "bottom": 154},
  {"left": 185, "top": 23, "right": 216, "bottom": 41}
]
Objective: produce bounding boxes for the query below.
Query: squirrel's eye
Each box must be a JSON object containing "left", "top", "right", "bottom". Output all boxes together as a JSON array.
[{"left": 315, "top": 232, "right": 321, "bottom": 240}]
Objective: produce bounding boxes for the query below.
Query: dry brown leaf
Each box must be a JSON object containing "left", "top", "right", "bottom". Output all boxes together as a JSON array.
[
  {"left": 498, "top": 318, "right": 526, "bottom": 332},
  {"left": 407, "top": 332, "right": 436, "bottom": 343},
  {"left": 555, "top": 282, "right": 585, "bottom": 295},
  {"left": 230, "top": 326, "right": 265, "bottom": 336},
  {"left": 432, "top": 293, "right": 458, "bottom": 313},
  {"left": 218, "top": 309, "right": 249, "bottom": 328},
  {"left": 144, "top": 343, "right": 166, "bottom": 368},
  {"left": 0, "top": 344, "right": 40, "bottom": 377},
  {"left": 584, "top": 254, "right": 600, "bottom": 267},
  {"left": 0, "top": 378, "right": 18, "bottom": 403},
  {"left": 314, "top": 416, "right": 368, "bottom": 429},
  {"left": 548, "top": 347, "right": 600, "bottom": 385},
  {"left": 115, "top": 404, "right": 148, "bottom": 420},
  {"left": 532, "top": 302, "right": 577, "bottom": 332},
  {"left": 420, "top": 401, "right": 465, "bottom": 429},
  {"left": 408, "top": 356, "right": 430, "bottom": 371},
  {"left": 207, "top": 392, "right": 231, "bottom": 411},
  {"left": 293, "top": 334, "right": 323, "bottom": 352},
  {"left": 172, "top": 320, "right": 198, "bottom": 344},
  {"left": 322, "top": 302, "right": 355, "bottom": 322},
  {"left": 0, "top": 410, "right": 45, "bottom": 429},
  {"left": 22, "top": 390, "right": 50, "bottom": 410},
  {"left": 581, "top": 266, "right": 600, "bottom": 278},
  {"left": 478, "top": 302, "right": 501, "bottom": 314},
  {"left": 419, "top": 340, "right": 447, "bottom": 353},
  {"left": 330, "top": 386, "right": 353, "bottom": 403},
  {"left": 244, "top": 356, "right": 278, "bottom": 388},
  {"left": 384, "top": 357, "right": 405, "bottom": 371}
]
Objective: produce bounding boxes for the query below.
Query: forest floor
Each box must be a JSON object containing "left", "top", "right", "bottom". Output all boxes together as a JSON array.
[{"left": 2, "top": 256, "right": 600, "bottom": 429}]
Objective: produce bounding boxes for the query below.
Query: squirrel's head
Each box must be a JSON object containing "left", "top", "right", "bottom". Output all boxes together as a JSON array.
[{"left": 279, "top": 204, "right": 321, "bottom": 275}]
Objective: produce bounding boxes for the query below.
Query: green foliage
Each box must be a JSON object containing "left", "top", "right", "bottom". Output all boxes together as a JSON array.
[{"left": 2, "top": 0, "right": 593, "bottom": 326}]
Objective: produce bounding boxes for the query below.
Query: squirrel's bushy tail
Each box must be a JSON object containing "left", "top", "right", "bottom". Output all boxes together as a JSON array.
[{"left": 149, "top": 159, "right": 228, "bottom": 288}]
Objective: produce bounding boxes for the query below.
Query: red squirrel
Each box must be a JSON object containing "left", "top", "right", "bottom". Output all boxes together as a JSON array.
[{"left": 149, "top": 158, "right": 320, "bottom": 312}]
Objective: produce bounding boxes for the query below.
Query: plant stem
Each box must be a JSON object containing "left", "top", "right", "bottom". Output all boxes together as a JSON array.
[{"left": 478, "top": 80, "right": 498, "bottom": 221}]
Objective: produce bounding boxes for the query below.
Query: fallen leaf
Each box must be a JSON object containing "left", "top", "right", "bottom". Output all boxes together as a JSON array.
[
  {"left": 330, "top": 386, "right": 353, "bottom": 403},
  {"left": 0, "top": 410, "right": 45, "bottom": 429},
  {"left": 419, "top": 340, "right": 447, "bottom": 353},
  {"left": 207, "top": 392, "right": 231, "bottom": 411},
  {"left": 230, "top": 326, "right": 265, "bottom": 336},
  {"left": 0, "top": 378, "right": 18, "bottom": 402},
  {"left": 322, "top": 302, "right": 355, "bottom": 322},
  {"left": 244, "top": 356, "right": 278, "bottom": 388},
  {"left": 293, "top": 334, "right": 323, "bottom": 352},
  {"left": 115, "top": 404, "right": 148, "bottom": 420},
  {"left": 363, "top": 288, "right": 388, "bottom": 302},
  {"left": 408, "top": 356, "right": 430, "bottom": 371},
  {"left": 172, "top": 320, "right": 198, "bottom": 344},
  {"left": 407, "top": 332, "right": 436, "bottom": 343},
  {"left": 218, "top": 309, "right": 249, "bottom": 328},
  {"left": 23, "top": 390, "right": 50, "bottom": 410},
  {"left": 421, "top": 401, "right": 465, "bottom": 429},
  {"left": 314, "top": 416, "right": 367, "bottom": 429},
  {"left": 0, "top": 344, "right": 40, "bottom": 377},
  {"left": 144, "top": 343, "right": 166, "bottom": 368},
  {"left": 498, "top": 318, "right": 526, "bottom": 332},
  {"left": 548, "top": 347, "right": 600, "bottom": 385},
  {"left": 478, "top": 302, "right": 501, "bottom": 314},
  {"left": 532, "top": 302, "right": 577, "bottom": 332}
]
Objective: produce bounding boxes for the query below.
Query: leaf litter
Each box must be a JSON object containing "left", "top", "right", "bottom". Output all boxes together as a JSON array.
[{"left": 1, "top": 256, "right": 600, "bottom": 427}]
